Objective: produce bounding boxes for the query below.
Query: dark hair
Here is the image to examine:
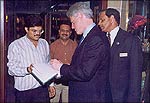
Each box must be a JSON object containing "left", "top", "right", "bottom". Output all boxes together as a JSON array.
[
  {"left": 101, "top": 8, "right": 120, "bottom": 25},
  {"left": 59, "top": 20, "right": 71, "bottom": 28},
  {"left": 24, "top": 15, "right": 43, "bottom": 28}
]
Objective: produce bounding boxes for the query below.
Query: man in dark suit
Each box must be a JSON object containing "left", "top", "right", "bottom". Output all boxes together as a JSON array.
[
  {"left": 50, "top": 2, "right": 112, "bottom": 102},
  {"left": 98, "top": 8, "right": 143, "bottom": 102}
]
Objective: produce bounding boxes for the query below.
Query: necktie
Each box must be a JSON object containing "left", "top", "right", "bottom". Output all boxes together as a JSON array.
[
  {"left": 79, "top": 36, "right": 84, "bottom": 45},
  {"left": 107, "top": 33, "right": 111, "bottom": 46}
]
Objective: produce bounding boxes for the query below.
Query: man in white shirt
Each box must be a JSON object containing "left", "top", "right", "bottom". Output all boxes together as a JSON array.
[{"left": 7, "top": 15, "right": 54, "bottom": 103}]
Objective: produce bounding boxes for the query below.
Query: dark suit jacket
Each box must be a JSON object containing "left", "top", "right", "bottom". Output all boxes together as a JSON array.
[
  {"left": 109, "top": 28, "right": 143, "bottom": 102},
  {"left": 60, "top": 26, "right": 112, "bottom": 102}
]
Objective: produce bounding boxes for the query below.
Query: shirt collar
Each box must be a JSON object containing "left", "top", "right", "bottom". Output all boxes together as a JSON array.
[
  {"left": 83, "top": 23, "right": 96, "bottom": 38},
  {"left": 25, "top": 34, "right": 40, "bottom": 47},
  {"left": 109, "top": 26, "right": 119, "bottom": 38},
  {"left": 108, "top": 26, "right": 119, "bottom": 46}
]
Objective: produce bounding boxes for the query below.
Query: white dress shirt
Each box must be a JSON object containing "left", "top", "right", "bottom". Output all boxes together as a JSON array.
[
  {"left": 109, "top": 26, "right": 119, "bottom": 46},
  {"left": 82, "top": 23, "right": 96, "bottom": 42},
  {"left": 7, "top": 35, "right": 50, "bottom": 91}
]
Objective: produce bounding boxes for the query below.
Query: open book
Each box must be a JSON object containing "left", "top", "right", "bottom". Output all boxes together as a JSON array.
[{"left": 31, "top": 63, "right": 58, "bottom": 85}]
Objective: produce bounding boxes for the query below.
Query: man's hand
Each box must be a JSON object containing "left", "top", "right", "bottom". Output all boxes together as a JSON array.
[
  {"left": 48, "top": 86, "right": 56, "bottom": 98},
  {"left": 50, "top": 59, "right": 63, "bottom": 71},
  {"left": 27, "top": 64, "right": 33, "bottom": 73}
]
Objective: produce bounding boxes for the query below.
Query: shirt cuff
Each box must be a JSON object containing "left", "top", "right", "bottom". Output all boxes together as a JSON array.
[{"left": 49, "top": 82, "right": 54, "bottom": 86}]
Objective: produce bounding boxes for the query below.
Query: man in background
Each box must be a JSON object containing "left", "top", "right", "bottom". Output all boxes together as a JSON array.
[
  {"left": 98, "top": 8, "right": 143, "bottom": 102},
  {"left": 49, "top": 21, "right": 77, "bottom": 103}
]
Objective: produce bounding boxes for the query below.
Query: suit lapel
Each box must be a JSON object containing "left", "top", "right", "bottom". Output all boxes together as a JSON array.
[
  {"left": 74, "top": 26, "right": 98, "bottom": 57},
  {"left": 111, "top": 28, "right": 125, "bottom": 54}
]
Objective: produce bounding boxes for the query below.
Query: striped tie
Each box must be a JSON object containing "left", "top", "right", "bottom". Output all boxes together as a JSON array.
[{"left": 79, "top": 36, "right": 84, "bottom": 45}]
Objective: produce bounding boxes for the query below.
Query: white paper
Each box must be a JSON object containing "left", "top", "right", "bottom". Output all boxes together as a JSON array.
[{"left": 32, "top": 63, "right": 58, "bottom": 85}]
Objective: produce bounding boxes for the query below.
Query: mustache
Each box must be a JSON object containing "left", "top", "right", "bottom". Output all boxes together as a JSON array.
[
  {"left": 61, "top": 34, "right": 69, "bottom": 36},
  {"left": 34, "top": 34, "right": 41, "bottom": 36}
]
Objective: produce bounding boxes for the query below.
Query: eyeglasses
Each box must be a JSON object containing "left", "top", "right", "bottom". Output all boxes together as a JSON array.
[{"left": 30, "top": 29, "right": 44, "bottom": 34}]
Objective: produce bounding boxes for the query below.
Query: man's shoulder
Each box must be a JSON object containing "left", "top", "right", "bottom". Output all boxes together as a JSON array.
[
  {"left": 69, "top": 39, "right": 78, "bottom": 47},
  {"left": 51, "top": 39, "right": 60, "bottom": 44},
  {"left": 38, "top": 38, "right": 49, "bottom": 46},
  {"left": 118, "top": 28, "right": 132, "bottom": 38},
  {"left": 69, "top": 39, "right": 77, "bottom": 43},
  {"left": 119, "top": 28, "right": 141, "bottom": 43},
  {"left": 8, "top": 36, "right": 26, "bottom": 49},
  {"left": 10, "top": 36, "right": 25, "bottom": 44},
  {"left": 39, "top": 38, "right": 48, "bottom": 42},
  {"left": 50, "top": 39, "right": 60, "bottom": 47}
]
